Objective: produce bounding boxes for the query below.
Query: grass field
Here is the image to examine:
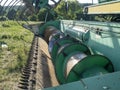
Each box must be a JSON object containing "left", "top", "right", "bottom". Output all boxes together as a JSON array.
[{"left": 0, "top": 21, "right": 34, "bottom": 90}]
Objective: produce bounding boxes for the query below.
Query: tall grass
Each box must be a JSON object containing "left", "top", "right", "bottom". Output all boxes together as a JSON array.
[{"left": 0, "top": 21, "right": 34, "bottom": 89}]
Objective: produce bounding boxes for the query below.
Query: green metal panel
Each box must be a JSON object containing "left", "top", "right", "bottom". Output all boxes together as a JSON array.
[
  {"left": 67, "top": 55, "right": 114, "bottom": 83},
  {"left": 88, "top": 30, "right": 120, "bottom": 71},
  {"left": 40, "top": 71, "right": 120, "bottom": 90},
  {"left": 39, "top": 20, "right": 60, "bottom": 37},
  {"left": 61, "top": 20, "right": 90, "bottom": 43},
  {"left": 48, "top": 31, "right": 62, "bottom": 54},
  {"left": 55, "top": 43, "right": 91, "bottom": 84},
  {"left": 32, "top": 0, "right": 48, "bottom": 9},
  {"left": 38, "top": 0, "right": 48, "bottom": 8},
  {"left": 60, "top": 20, "right": 120, "bottom": 71},
  {"left": 51, "top": 37, "right": 76, "bottom": 62},
  {"left": 81, "top": 66, "right": 108, "bottom": 78}
]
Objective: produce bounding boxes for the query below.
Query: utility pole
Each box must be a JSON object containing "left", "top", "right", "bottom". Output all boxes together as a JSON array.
[{"left": 92, "top": 0, "right": 93, "bottom": 4}]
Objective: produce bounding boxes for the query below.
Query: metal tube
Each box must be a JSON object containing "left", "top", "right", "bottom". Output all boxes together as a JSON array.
[
  {"left": 44, "top": 26, "right": 58, "bottom": 43},
  {"left": 66, "top": 52, "right": 87, "bottom": 77}
]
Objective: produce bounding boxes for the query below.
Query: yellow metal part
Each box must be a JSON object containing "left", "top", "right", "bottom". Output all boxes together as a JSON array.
[{"left": 88, "top": 1, "right": 120, "bottom": 14}]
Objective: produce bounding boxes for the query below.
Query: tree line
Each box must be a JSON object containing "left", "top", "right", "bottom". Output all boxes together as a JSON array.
[
  {"left": 30, "top": 0, "right": 83, "bottom": 21},
  {"left": 0, "top": 0, "right": 83, "bottom": 21}
]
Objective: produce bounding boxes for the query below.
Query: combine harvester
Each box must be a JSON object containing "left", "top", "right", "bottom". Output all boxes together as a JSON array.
[
  {"left": 0, "top": 0, "right": 120, "bottom": 90},
  {"left": 37, "top": 0, "right": 120, "bottom": 90}
]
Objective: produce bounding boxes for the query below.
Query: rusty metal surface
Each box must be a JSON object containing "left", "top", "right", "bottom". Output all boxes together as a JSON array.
[
  {"left": 36, "top": 37, "right": 59, "bottom": 89},
  {"left": 66, "top": 52, "right": 87, "bottom": 77},
  {"left": 18, "top": 36, "right": 59, "bottom": 90}
]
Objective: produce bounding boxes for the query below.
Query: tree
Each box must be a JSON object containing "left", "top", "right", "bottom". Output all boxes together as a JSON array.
[
  {"left": 0, "top": 5, "right": 6, "bottom": 16},
  {"left": 28, "top": 14, "right": 38, "bottom": 21},
  {"left": 37, "top": 8, "right": 55, "bottom": 21},
  {"left": 0, "top": 16, "right": 8, "bottom": 21},
  {"left": 7, "top": 9, "right": 16, "bottom": 20},
  {"left": 0, "top": 5, "right": 3, "bottom": 16},
  {"left": 54, "top": 0, "right": 82, "bottom": 20}
]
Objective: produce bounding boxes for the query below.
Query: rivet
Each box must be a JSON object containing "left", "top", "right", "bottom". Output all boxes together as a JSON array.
[{"left": 103, "top": 86, "right": 109, "bottom": 90}]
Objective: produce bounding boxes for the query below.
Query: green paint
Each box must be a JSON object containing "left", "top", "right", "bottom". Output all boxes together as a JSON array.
[
  {"left": 55, "top": 43, "right": 91, "bottom": 84},
  {"left": 39, "top": 20, "right": 119, "bottom": 89},
  {"left": 39, "top": 20, "right": 60, "bottom": 37},
  {"left": 67, "top": 55, "right": 114, "bottom": 83},
  {"left": 60, "top": 20, "right": 120, "bottom": 71},
  {"left": 41, "top": 71, "right": 120, "bottom": 90},
  {"left": 51, "top": 37, "right": 75, "bottom": 62}
]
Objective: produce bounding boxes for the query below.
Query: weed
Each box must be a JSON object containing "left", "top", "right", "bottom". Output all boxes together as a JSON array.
[{"left": 0, "top": 21, "right": 34, "bottom": 89}]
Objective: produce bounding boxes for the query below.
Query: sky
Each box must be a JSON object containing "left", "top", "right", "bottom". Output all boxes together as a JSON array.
[
  {"left": 49, "top": 0, "right": 98, "bottom": 4},
  {"left": 78, "top": 0, "right": 98, "bottom": 3},
  {"left": 0, "top": 0, "right": 98, "bottom": 6}
]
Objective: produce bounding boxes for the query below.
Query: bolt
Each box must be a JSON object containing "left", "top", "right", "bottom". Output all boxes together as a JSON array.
[
  {"left": 84, "top": 86, "right": 88, "bottom": 89},
  {"left": 103, "top": 86, "right": 109, "bottom": 90}
]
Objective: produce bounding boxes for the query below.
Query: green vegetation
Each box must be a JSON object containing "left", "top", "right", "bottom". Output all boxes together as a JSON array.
[
  {"left": 35, "top": 0, "right": 82, "bottom": 21},
  {"left": 0, "top": 0, "right": 83, "bottom": 22},
  {"left": 0, "top": 21, "right": 34, "bottom": 89},
  {"left": 54, "top": 0, "right": 82, "bottom": 20}
]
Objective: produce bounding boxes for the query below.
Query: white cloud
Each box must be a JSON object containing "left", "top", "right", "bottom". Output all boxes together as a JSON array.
[
  {"left": 77, "top": 0, "right": 98, "bottom": 3},
  {"left": 0, "top": 0, "right": 98, "bottom": 6}
]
